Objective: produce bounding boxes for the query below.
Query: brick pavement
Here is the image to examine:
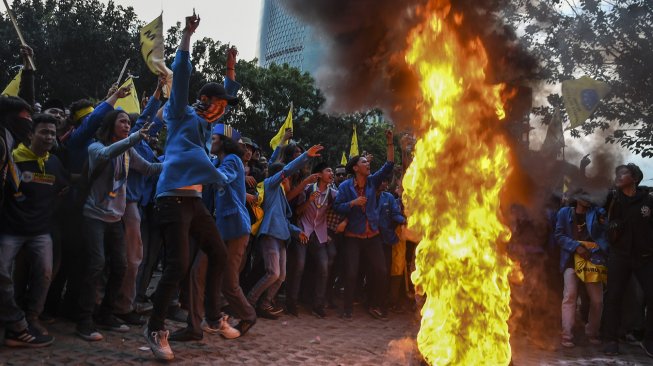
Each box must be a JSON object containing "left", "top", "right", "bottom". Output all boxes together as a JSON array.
[
  {"left": 0, "top": 306, "right": 422, "bottom": 366},
  {"left": 1, "top": 307, "right": 653, "bottom": 365}
]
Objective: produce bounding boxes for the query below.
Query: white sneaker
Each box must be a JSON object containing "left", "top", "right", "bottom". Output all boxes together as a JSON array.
[{"left": 144, "top": 326, "right": 173, "bottom": 360}]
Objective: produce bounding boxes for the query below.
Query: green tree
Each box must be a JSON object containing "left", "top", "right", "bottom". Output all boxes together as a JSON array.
[
  {"left": 0, "top": 0, "right": 147, "bottom": 103},
  {"left": 503, "top": 0, "right": 653, "bottom": 155}
]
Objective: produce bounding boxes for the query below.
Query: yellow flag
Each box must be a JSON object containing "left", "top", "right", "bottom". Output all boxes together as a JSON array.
[
  {"left": 140, "top": 13, "right": 173, "bottom": 97},
  {"left": 349, "top": 125, "right": 359, "bottom": 157},
  {"left": 1, "top": 69, "right": 22, "bottom": 97},
  {"left": 114, "top": 78, "right": 141, "bottom": 114},
  {"left": 562, "top": 76, "right": 610, "bottom": 130},
  {"left": 341, "top": 151, "right": 347, "bottom": 165},
  {"left": 562, "top": 175, "right": 571, "bottom": 194},
  {"left": 270, "top": 102, "right": 293, "bottom": 149}
]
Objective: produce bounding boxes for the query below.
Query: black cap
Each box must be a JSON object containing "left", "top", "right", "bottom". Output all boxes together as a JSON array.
[{"left": 198, "top": 82, "right": 238, "bottom": 106}]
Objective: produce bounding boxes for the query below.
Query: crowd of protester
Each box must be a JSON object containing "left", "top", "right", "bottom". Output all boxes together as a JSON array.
[
  {"left": 1, "top": 12, "right": 653, "bottom": 362},
  {"left": 0, "top": 14, "right": 417, "bottom": 361}
]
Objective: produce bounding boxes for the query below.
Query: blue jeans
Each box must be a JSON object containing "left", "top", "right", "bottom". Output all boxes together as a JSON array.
[
  {"left": 287, "top": 234, "right": 336, "bottom": 308},
  {"left": 78, "top": 217, "right": 127, "bottom": 324},
  {"left": 247, "top": 235, "right": 286, "bottom": 308},
  {"left": 0, "top": 233, "right": 53, "bottom": 331}
]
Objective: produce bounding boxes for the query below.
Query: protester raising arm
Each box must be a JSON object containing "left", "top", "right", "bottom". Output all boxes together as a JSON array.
[
  {"left": 67, "top": 85, "right": 132, "bottom": 149},
  {"left": 367, "top": 129, "right": 395, "bottom": 189},
  {"left": 270, "top": 128, "right": 292, "bottom": 163},
  {"left": 165, "top": 14, "right": 198, "bottom": 122},
  {"left": 88, "top": 121, "right": 153, "bottom": 168},
  {"left": 17, "top": 45, "right": 35, "bottom": 107},
  {"left": 266, "top": 144, "right": 323, "bottom": 188},
  {"left": 131, "top": 76, "right": 165, "bottom": 134}
]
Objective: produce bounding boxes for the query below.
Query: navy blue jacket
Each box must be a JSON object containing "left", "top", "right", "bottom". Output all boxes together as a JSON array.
[
  {"left": 334, "top": 161, "right": 394, "bottom": 235},
  {"left": 377, "top": 192, "right": 405, "bottom": 245},
  {"left": 554, "top": 206, "right": 608, "bottom": 273},
  {"left": 126, "top": 96, "right": 163, "bottom": 205}
]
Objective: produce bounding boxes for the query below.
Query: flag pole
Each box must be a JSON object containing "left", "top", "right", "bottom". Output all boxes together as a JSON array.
[
  {"left": 116, "top": 58, "right": 130, "bottom": 85},
  {"left": 2, "top": 0, "right": 36, "bottom": 70}
]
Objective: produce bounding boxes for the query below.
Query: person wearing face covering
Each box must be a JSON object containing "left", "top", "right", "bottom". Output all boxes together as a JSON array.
[
  {"left": 143, "top": 13, "right": 239, "bottom": 361},
  {"left": 0, "top": 96, "right": 33, "bottom": 211}
]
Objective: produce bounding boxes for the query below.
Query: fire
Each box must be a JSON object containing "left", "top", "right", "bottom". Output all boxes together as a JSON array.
[{"left": 402, "top": 4, "right": 514, "bottom": 366}]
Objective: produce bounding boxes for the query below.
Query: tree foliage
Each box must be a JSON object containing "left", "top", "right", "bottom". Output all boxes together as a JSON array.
[
  {"left": 0, "top": 0, "right": 395, "bottom": 168},
  {"left": 503, "top": 0, "right": 653, "bottom": 155}
]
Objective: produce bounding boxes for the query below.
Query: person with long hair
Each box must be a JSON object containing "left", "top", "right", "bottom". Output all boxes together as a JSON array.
[{"left": 76, "top": 110, "right": 161, "bottom": 342}]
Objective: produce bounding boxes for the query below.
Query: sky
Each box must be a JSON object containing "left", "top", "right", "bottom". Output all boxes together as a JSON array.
[
  {"left": 104, "top": 0, "right": 263, "bottom": 61},
  {"left": 103, "top": 0, "right": 651, "bottom": 182}
]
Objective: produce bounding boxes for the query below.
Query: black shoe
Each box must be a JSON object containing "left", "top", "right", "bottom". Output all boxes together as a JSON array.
[
  {"left": 368, "top": 307, "right": 388, "bottom": 321},
  {"left": 642, "top": 340, "right": 653, "bottom": 358},
  {"left": 95, "top": 314, "right": 130, "bottom": 332},
  {"left": 27, "top": 317, "right": 49, "bottom": 336},
  {"left": 115, "top": 311, "right": 146, "bottom": 326},
  {"left": 603, "top": 341, "right": 619, "bottom": 356},
  {"left": 235, "top": 319, "right": 256, "bottom": 336},
  {"left": 341, "top": 311, "right": 352, "bottom": 321},
  {"left": 270, "top": 304, "right": 284, "bottom": 315},
  {"left": 327, "top": 301, "right": 338, "bottom": 310},
  {"left": 168, "top": 327, "right": 203, "bottom": 342},
  {"left": 311, "top": 307, "right": 326, "bottom": 319},
  {"left": 256, "top": 306, "right": 280, "bottom": 320},
  {"left": 76, "top": 323, "right": 104, "bottom": 341},
  {"left": 286, "top": 302, "right": 299, "bottom": 317},
  {"left": 39, "top": 312, "right": 56, "bottom": 324},
  {"left": 166, "top": 306, "right": 188, "bottom": 323},
  {"left": 4, "top": 327, "right": 54, "bottom": 347}
]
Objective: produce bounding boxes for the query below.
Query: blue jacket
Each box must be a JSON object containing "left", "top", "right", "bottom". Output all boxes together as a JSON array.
[
  {"left": 334, "top": 161, "right": 395, "bottom": 235},
  {"left": 258, "top": 152, "right": 311, "bottom": 241},
  {"left": 64, "top": 101, "right": 114, "bottom": 174},
  {"left": 126, "top": 96, "right": 162, "bottom": 205},
  {"left": 214, "top": 154, "right": 251, "bottom": 241},
  {"left": 554, "top": 206, "right": 608, "bottom": 273},
  {"left": 155, "top": 50, "right": 240, "bottom": 196},
  {"left": 377, "top": 192, "right": 405, "bottom": 245}
]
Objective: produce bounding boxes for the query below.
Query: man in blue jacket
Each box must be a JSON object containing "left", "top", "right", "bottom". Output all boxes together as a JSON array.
[
  {"left": 144, "top": 13, "right": 236, "bottom": 361},
  {"left": 334, "top": 130, "right": 394, "bottom": 320},
  {"left": 554, "top": 189, "right": 607, "bottom": 348}
]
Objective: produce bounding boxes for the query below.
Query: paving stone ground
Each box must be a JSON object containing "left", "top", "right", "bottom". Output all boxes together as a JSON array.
[
  {"left": 2, "top": 309, "right": 653, "bottom": 365},
  {"left": 2, "top": 308, "right": 652, "bottom": 365}
]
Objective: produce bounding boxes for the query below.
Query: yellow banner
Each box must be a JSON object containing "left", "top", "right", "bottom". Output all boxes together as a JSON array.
[
  {"left": 270, "top": 102, "right": 293, "bottom": 149},
  {"left": 341, "top": 151, "right": 347, "bottom": 165},
  {"left": 114, "top": 78, "right": 141, "bottom": 114},
  {"left": 140, "top": 13, "right": 172, "bottom": 97},
  {"left": 350, "top": 125, "right": 359, "bottom": 157},
  {"left": 562, "top": 76, "right": 610, "bottom": 130},
  {"left": 1, "top": 68, "right": 21, "bottom": 97}
]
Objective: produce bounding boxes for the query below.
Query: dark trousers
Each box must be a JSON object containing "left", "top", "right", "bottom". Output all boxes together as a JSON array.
[
  {"left": 342, "top": 235, "right": 387, "bottom": 313},
  {"left": 148, "top": 197, "right": 226, "bottom": 331},
  {"left": 287, "top": 234, "right": 336, "bottom": 308},
  {"left": 45, "top": 211, "right": 85, "bottom": 318},
  {"left": 135, "top": 204, "right": 163, "bottom": 303},
  {"left": 78, "top": 217, "right": 127, "bottom": 324},
  {"left": 603, "top": 254, "right": 653, "bottom": 342}
]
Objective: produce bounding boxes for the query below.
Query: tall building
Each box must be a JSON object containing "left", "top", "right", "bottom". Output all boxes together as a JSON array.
[{"left": 258, "top": 0, "right": 323, "bottom": 74}]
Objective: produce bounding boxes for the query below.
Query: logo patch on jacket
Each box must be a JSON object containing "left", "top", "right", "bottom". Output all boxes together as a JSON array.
[{"left": 642, "top": 205, "right": 651, "bottom": 218}]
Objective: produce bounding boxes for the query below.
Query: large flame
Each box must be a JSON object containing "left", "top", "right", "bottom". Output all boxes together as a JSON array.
[{"left": 402, "top": 4, "right": 514, "bottom": 366}]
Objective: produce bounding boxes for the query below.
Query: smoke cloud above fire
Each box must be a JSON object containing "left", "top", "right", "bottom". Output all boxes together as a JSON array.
[{"left": 278, "top": 0, "right": 537, "bottom": 131}]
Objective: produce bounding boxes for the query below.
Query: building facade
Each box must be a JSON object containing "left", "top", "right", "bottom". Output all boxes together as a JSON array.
[{"left": 258, "top": 0, "right": 323, "bottom": 74}]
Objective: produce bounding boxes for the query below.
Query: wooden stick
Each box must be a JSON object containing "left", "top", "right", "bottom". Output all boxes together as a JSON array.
[
  {"left": 116, "top": 58, "right": 130, "bottom": 85},
  {"left": 2, "top": 0, "right": 36, "bottom": 70}
]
